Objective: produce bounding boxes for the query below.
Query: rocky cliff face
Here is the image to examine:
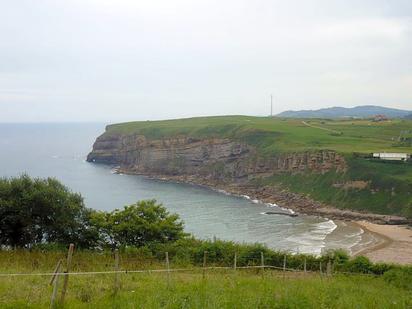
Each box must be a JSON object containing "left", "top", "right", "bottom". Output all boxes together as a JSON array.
[{"left": 87, "top": 132, "right": 347, "bottom": 182}]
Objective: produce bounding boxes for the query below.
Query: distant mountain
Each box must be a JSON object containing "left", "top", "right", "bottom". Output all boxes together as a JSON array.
[
  {"left": 276, "top": 105, "right": 412, "bottom": 119},
  {"left": 404, "top": 114, "right": 412, "bottom": 119}
]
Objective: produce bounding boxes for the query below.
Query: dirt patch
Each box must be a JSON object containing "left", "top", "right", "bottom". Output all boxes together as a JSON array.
[{"left": 332, "top": 181, "right": 369, "bottom": 190}]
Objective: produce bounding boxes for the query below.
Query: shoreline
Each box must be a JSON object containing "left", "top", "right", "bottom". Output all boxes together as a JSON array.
[
  {"left": 117, "top": 170, "right": 410, "bottom": 225},
  {"left": 353, "top": 221, "right": 412, "bottom": 265},
  {"left": 115, "top": 168, "right": 412, "bottom": 263}
]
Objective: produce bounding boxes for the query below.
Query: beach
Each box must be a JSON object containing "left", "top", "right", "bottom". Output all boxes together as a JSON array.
[{"left": 355, "top": 221, "right": 412, "bottom": 265}]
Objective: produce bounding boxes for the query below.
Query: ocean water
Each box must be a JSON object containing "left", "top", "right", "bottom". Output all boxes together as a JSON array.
[{"left": 0, "top": 123, "right": 368, "bottom": 255}]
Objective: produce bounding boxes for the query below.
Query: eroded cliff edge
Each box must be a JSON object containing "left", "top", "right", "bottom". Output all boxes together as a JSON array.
[
  {"left": 87, "top": 133, "right": 346, "bottom": 179},
  {"left": 87, "top": 131, "right": 409, "bottom": 224}
]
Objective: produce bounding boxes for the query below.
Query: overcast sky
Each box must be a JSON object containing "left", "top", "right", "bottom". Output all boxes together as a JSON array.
[{"left": 1, "top": 0, "right": 411, "bottom": 122}]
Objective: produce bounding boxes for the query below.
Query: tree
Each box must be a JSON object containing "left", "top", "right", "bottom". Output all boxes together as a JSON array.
[
  {"left": 0, "top": 175, "right": 100, "bottom": 248},
  {"left": 103, "top": 200, "right": 185, "bottom": 247}
]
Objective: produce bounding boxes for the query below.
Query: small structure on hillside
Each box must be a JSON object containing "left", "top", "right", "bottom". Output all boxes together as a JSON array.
[
  {"left": 372, "top": 153, "right": 411, "bottom": 161},
  {"left": 371, "top": 114, "right": 389, "bottom": 122}
]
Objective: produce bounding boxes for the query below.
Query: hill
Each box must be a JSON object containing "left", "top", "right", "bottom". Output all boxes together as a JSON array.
[
  {"left": 89, "top": 116, "right": 412, "bottom": 219},
  {"left": 103, "top": 115, "right": 412, "bottom": 154},
  {"left": 277, "top": 105, "right": 412, "bottom": 119}
]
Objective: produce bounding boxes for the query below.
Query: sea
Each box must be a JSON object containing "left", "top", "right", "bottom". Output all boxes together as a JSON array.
[{"left": 0, "top": 123, "right": 378, "bottom": 255}]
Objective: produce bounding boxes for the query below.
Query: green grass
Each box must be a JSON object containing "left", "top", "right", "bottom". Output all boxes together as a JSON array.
[
  {"left": 1, "top": 250, "right": 411, "bottom": 308},
  {"left": 105, "top": 116, "right": 412, "bottom": 154},
  {"left": 4, "top": 272, "right": 411, "bottom": 308}
]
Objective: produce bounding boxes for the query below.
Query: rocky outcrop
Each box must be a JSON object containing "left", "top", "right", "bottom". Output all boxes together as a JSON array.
[{"left": 87, "top": 132, "right": 347, "bottom": 182}]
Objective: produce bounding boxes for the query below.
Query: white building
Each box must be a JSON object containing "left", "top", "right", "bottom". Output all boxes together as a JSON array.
[{"left": 372, "top": 153, "right": 411, "bottom": 161}]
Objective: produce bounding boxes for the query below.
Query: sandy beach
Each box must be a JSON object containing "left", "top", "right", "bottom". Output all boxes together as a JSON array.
[{"left": 355, "top": 221, "right": 412, "bottom": 265}]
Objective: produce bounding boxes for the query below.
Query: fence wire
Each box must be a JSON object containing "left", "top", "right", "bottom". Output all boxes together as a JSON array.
[{"left": 0, "top": 264, "right": 378, "bottom": 278}]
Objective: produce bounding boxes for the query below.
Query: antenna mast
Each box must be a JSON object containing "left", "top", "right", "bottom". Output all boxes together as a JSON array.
[{"left": 270, "top": 94, "right": 273, "bottom": 117}]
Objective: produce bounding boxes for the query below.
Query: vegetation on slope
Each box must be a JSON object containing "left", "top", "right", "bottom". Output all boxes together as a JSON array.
[{"left": 258, "top": 157, "right": 412, "bottom": 217}]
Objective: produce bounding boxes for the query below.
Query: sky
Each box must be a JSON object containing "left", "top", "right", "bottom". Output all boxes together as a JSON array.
[{"left": 1, "top": 0, "right": 411, "bottom": 122}]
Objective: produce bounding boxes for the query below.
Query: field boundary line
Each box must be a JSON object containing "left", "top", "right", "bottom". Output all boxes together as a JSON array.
[{"left": 301, "top": 121, "right": 342, "bottom": 134}]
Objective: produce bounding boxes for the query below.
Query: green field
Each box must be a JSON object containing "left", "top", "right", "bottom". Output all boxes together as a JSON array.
[
  {"left": 1, "top": 250, "right": 411, "bottom": 308},
  {"left": 106, "top": 116, "right": 412, "bottom": 154}
]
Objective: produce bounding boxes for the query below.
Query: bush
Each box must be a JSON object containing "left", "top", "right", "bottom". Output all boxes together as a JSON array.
[
  {"left": 370, "top": 262, "right": 394, "bottom": 275},
  {"left": 344, "top": 256, "right": 373, "bottom": 273},
  {"left": 383, "top": 267, "right": 412, "bottom": 290},
  {"left": 94, "top": 200, "right": 186, "bottom": 248},
  {"left": 0, "top": 175, "right": 100, "bottom": 248}
]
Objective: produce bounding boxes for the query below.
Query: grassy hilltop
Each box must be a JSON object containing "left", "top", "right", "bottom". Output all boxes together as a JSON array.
[
  {"left": 105, "top": 116, "right": 412, "bottom": 218},
  {"left": 106, "top": 116, "right": 412, "bottom": 154}
]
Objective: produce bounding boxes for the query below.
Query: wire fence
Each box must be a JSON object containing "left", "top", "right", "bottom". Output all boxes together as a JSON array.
[
  {"left": 0, "top": 244, "right": 381, "bottom": 308},
  {"left": 0, "top": 265, "right": 378, "bottom": 278}
]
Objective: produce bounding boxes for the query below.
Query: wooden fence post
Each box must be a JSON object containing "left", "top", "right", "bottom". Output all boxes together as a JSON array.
[
  {"left": 233, "top": 252, "right": 237, "bottom": 272},
  {"left": 326, "top": 260, "right": 332, "bottom": 277},
  {"left": 114, "top": 249, "right": 120, "bottom": 295},
  {"left": 202, "top": 251, "right": 208, "bottom": 279},
  {"left": 60, "top": 243, "right": 74, "bottom": 304},
  {"left": 260, "top": 252, "right": 264, "bottom": 279},
  {"left": 283, "top": 255, "right": 286, "bottom": 272},
  {"left": 319, "top": 261, "right": 322, "bottom": 275},
  {"left": 49, "top": 259, "right": 63, "bottom": 286},
  {"left": 50, "top": 260, "right": 62, "bottom": 309},
  {"left": 304, "top": 258, "right": 307, "bottom": 273},
  {"left": 165, "top": 252, "right": 171, "bottom": 286}
]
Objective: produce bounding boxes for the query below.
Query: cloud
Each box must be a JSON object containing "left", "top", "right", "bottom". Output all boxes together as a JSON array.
[{"left": 0, "top": 0, "right": 411, "bottom": 121}]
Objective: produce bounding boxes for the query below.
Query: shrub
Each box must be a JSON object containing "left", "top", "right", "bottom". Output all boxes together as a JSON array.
[
  {"left": 370, "top": 262, "right": 394, "bottom": 275},
  {"left": 96, "top": 200, "right": 186, "bottom": 248},
  {"left": 0, "top": 175, "right": 100, "bottom": 248},
  {"left": 383, "top": 267, "right": 412, "bottom": 290},
  {"left": 344, "top": 256, "right": 373, "bottom": 273}
]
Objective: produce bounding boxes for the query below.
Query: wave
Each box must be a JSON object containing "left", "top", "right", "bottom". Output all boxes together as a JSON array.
[
  {"left": 285, "top": 219, "right": 337, "bottom": 255},
  {"left": 239, "top": 194, "right": 297, "bottom": 214},
  {"left": 110, "top": 166, "right": 121, "bottom": 174},
  {"left": 346, "top": 228, "right": 366, "bottom": 251},
  {"left": 317, "top": 219, "right": 338, "bottom": 232},
  {"left": 345, "top": 228, "right": 365, "bottom": 239},
  {"left": 216, "top": 189, "right": 232, "bottom": 196}
]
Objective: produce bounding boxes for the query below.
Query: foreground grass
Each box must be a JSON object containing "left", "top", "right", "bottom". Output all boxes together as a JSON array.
[
  {"left": 0, "top": 251, "right": 411, "bottom": 308},
  {"left": 2, "top": 269, "right": 412, "bottom": 308}
]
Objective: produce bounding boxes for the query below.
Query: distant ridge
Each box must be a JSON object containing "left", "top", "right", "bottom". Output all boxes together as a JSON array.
[{"left": 276, "top": 105, "right": 412, "bottom": 119}]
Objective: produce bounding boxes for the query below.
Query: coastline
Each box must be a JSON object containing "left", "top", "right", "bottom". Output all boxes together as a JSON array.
[
  {"left": 354, "top": 221, "right": 412, "bottom": 265},
  {"left": 115, "top": 168, "right": 412, "bottom": 263},
  {"left": 116, "top": 170, "right": 410, "bottom": 224}
]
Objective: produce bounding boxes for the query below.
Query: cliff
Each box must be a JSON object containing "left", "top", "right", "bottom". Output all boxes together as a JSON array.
[{"left": 87, "top": 132, "right": 347, "bottom": 182}]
